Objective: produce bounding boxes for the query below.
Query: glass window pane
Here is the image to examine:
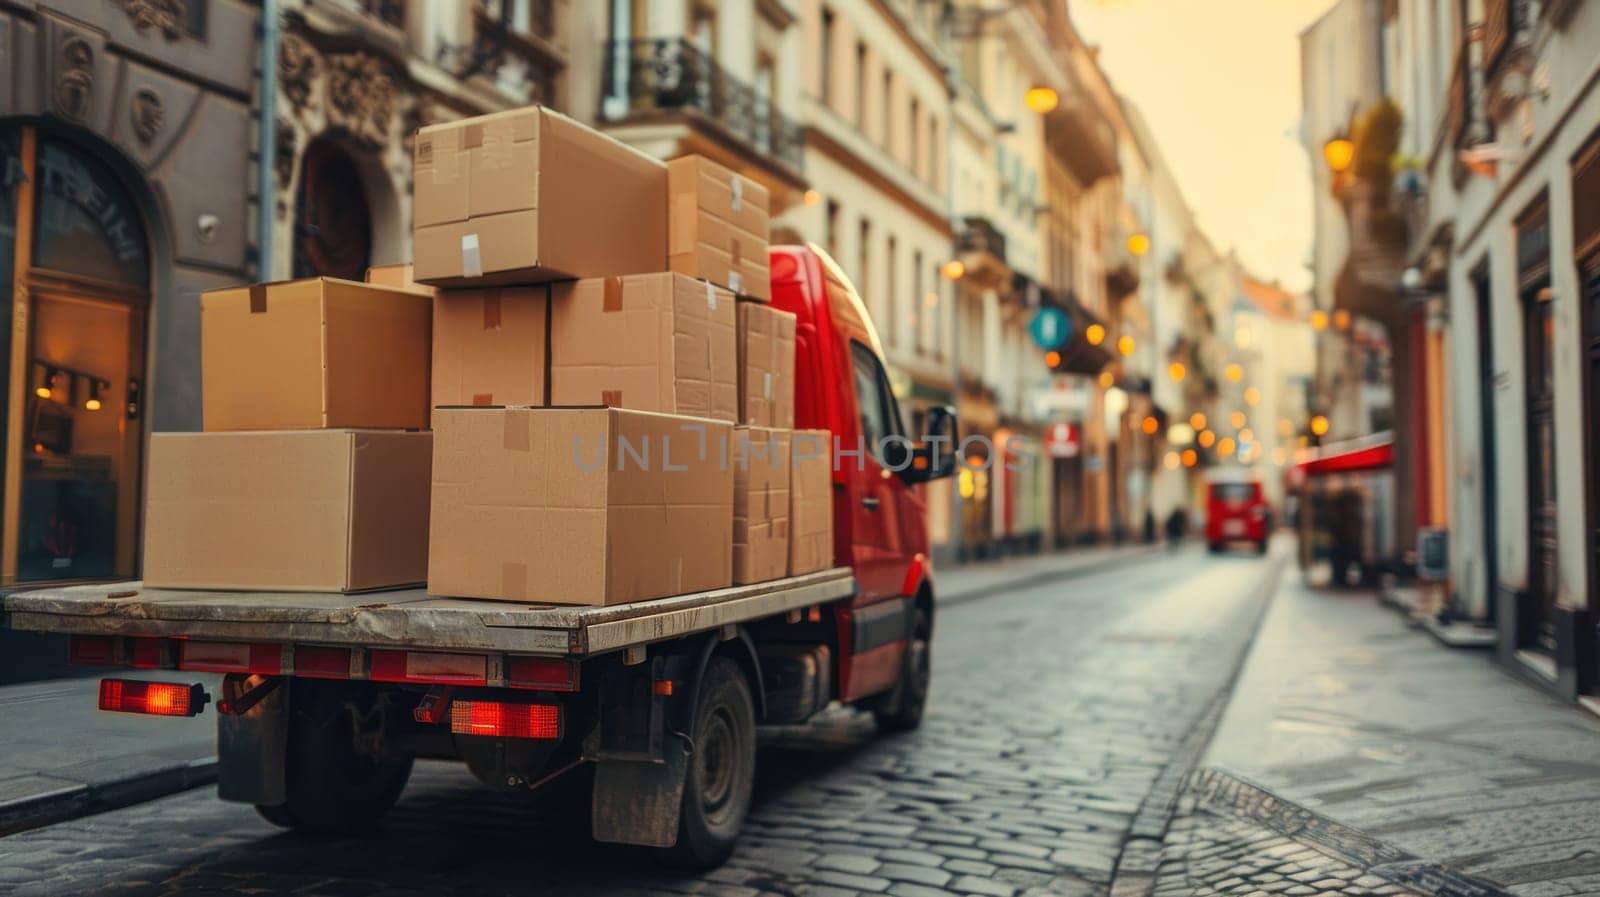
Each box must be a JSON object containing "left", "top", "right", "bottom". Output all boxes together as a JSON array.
[
  {"left": 32, "top": 138, "right": 149, "bottom": 288},
  {"left": 1, "top": 126, "right": 19, "bottom": 430}
]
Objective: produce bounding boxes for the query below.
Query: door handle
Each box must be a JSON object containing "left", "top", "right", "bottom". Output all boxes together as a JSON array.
[{"left": 862, "top": 496, "right": 881, "bottom": 510}]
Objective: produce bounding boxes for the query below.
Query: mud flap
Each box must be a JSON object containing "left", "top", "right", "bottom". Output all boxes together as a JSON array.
[
  {"left": 589, "top": 735, "right": 689, "bottom": 848},
  {"left": 216, "top": 675, "right": 289, "bottom": 806}
]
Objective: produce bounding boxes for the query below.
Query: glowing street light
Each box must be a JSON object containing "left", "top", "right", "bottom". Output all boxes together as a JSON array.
[
  {"left": 1098, "top": 370, "right": 1115, "bottom": 388},
  {"left": 1224, "top": 363, "right": 1243, "bottom": 383},
  {"left": 1086, "top": 324, "right": 1106, "bottom": 346},
  {"left": 1243, "top": 386, "right": 1261, "bottom": 407},
  {"left": 1025, "top": 86, "right": 1059, "bottom": 114},
  {"left": 1311, "top": 309, "right": 1330, "bottom": 331},
  {"left": 1198, "top": 429, "right": 1216, "bottom": 448},
  {"left": 1044, "top": 350, "right": 1062, "bottom": 367},
  {"left": 1310, "top": 414, "right": 1331, "bottom": 437},
  {"left": 1117, "top": 335, "right": 1135, "bottom": 356},
  {"left": 1189, "top": 412, "right": 1207, "bottom": 431},
  {"left": 1323, "top": 136, "right": 1355, "bottom": 173},
  {"left": 803, "top": 189, "right": 822, "bottom": 206},
  {"left": 942, "top": 259, "right": 966, "bottom": 280},
  {"left": 1141, "top": 415, "right": 1160, "bottom": 435},
  {"left": 1127, "top": 233, "right": 1151, "bottom": 257},
  {"left": 1181, "top": 449, "right": 1198, "bottom": 468},
  {"left": 1168, "top": 362, "right": 1186, "bottom": 382},
  {"left": 1229, "top": 410, "right": 1247, "bottom": 429}
]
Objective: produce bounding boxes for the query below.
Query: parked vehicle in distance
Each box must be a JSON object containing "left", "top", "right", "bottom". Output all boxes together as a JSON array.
[
  {"left": 0, "top": 244, "right": 957, "bottom": 869},
  {"left": 1206, "top": 476, "right": 1271, "bottom": 555}
]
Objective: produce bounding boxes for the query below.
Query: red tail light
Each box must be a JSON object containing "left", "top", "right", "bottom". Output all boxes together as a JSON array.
[
  {"left": 449, "top": 701, "right": 560, "bottom": 739},
  {"left": 69, "top": 636, "right": 117, "bottom": 666},
  {"left": 98, "top": 679, "right": 208, "bottom": 717},
  {"left": 507, "top": 657, "right": 579, "bottom": 691}
]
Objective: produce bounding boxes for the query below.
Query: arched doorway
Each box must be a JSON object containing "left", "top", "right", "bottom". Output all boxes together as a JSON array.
[
  {"left": 2, "top": 125, "right": 152, "bottom": 585},
  {"left": 293, "top": 139, "right": 373, "bottom": 280}
]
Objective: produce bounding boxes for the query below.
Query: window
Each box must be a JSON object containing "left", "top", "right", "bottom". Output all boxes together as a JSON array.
[
  {"left": 820, "top": 8, "right": 835, "bottom": 108},
  {"left": 858, "top": 217, "right": 871, "bottom": 296},
  {"left": 855, "top": 42, "right": 868, "bottom": 127},
  {"left": 32, "top": 138, "right": 150, "bottom": 287},
  {"left": 754, "top": 53, "right": 776, "bottom": 152},
  {"left": 886, "top": 235, "right": 898, "bottom": 346},
  {"left": 293, "top": 139, "right": 373, "bottom": 281},
  {"left": 851, "top": 341, "right": 906, "bottom": 463},
  {"left": 826, "top": 199, "right": 840, "bottom": 258},
  {"left": 909, "top": 97, "right": 921, "bottom": 174},
  {"left": 881, "top": 70, "right": 893, "bottom": 147},
  {"left": 913, "top": 249, "right": 925, "bottom": 354}
]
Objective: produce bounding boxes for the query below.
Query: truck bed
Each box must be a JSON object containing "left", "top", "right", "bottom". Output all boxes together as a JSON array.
[{"left": 1, "top": 568, "right": 856, "bottom": 658}]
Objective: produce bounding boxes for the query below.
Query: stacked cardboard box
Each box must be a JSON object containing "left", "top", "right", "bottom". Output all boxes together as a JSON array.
[
  {"left": 668, "top": 156, "right": 772, "bottom": 301},
  {"left": 143, "top": 106, "right": 833, "bottom": 605},
  {"left": 144, "top": 277, "right": 434, "bottom": 592}
]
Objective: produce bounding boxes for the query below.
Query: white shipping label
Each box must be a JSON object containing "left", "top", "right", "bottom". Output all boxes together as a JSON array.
[
  {"left": 731, "top": 177, "right": 743, "bottom": 211},
  {"left": 729, "top": 271, "right": 743, "bottom": 294},
  {"left": 705, "top": 281, "right": 717, "bottom": 309},
  {"left": 461, "top": 233, "right": 483, "bottom": 278}
]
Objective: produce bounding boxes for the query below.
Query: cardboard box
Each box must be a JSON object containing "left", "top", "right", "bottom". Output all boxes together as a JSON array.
[
  {"left": 433, "top": 285, "right": 549, "bottom": 408},
  {"left": 202, "top": 278, "right": 431, "bottom": 431},
  {"left": 365, "top": 263, "right": 436, "bottom": 296},
  {"left": 733, "top": 427, "right": 791, "bottom": 585},
  {"left": 143, "top": 430, "right": 432, "bottom": 592},
  {"left": 550, "top": 273, "right": 737, "bottom": 423},
  {"left": 429, "top": 407, "right": 733, "bottom": 605},
  {"left": 789, "top": 429, "right": 834, "bottom": 576},
  {"left": 737, "top": 302, "right": 796, "bottom": 428},
  {"left": 413, "top": 107, "right": 668, "bottom": 286},
  {"left": 668, "top": 156, "right": 771, "bottom": 300}
]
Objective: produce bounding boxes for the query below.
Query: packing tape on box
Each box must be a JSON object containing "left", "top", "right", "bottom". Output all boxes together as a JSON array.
[
  {"left": 705, "top": 281, "right": 718, "bottom": 310},
  {"left": 729, "top": 270, "right": 742, "bottom": 295},
  {"left": 731, "top": 177, "right": 743, "bottom": 211},
  {"left": 603, "top": 277, "right": 623, "bottom": 312},
  {"left": 463, "top": 123, "right": 484, "bottom": 149},
  {"left": 461, "top": 233, "right": 483, "bottom": 278},
  {"left": 501, "top": 561, "right": 527, "bottom": 599},
  {"left": 503, "top": 409, "right": 530, "bottom": 452},
  {"left": 482, "top": 289, "right": 502, "bottom": 330},
  {"left": 763, "top": 372, "right": 773, "bottom": 400},
  {"left": 248, "top": 284, "right": 267, "bottom": 314},
  {"left": 473, "top": 393, "right": 494, "bottom": 406}
]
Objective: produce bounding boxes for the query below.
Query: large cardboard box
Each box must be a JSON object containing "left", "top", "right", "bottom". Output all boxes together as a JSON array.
[
  {"left": 202, "top": 278, "right": 431, "bottom": 431},
  {"left": 733, "top": 427, "right": 791, "bottom": 585},
  {"left": 549, "top": 273, "right": 737, "bottom": 423},
  {"left": 737, "top": 301, "right": 796, "bottom": 428},
  {"left": 429, "top": 407, "right": 733, "bottom": 605},
  {"left": 668, "top": 156, "right": 771, "bottom": 300},
  {"left": 413, "top": 107, "right": 668, "bottom": 286},
  {"left": 433, "top": 285, "right": 549, "bottom": 408},
  {"left": 143, "top": 430, "right": 432, "bottom": 592},
  {"left": 789, "top": 429, "right": 834, "bottom": 576}
]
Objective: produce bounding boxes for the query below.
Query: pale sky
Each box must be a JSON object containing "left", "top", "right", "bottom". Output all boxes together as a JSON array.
[{"left": 1069, "top": 0, "right": 1340, "bottom": 292}]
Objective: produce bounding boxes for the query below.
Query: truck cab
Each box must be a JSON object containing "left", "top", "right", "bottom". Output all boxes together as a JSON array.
[
  {"left": 769, "top": 244, "right": 957, "bottom": 725},
  {"left": 1205, "top": 476, "right": 1271, "bottom": 555}
]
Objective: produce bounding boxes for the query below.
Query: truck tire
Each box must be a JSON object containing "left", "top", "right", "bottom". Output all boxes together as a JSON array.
[
  {"left": 873, "top": 608, "right": 931, "bottom": 733},
  {"left": 661, "top": 657, "right": 755, "bottom": 869},
  {"left": 255, "top": 684, "right": 412, "bottom": 834}
]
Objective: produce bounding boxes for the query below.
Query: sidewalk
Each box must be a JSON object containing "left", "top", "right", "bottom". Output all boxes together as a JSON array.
[
  {"left": 0, "top": 671, "right": 218, "bottom": 837},
  {"left": 1159, "top": 572, "right": 1600, "bottom": 896},
  {"left": 936, "top": 540, "right": 1167, "bottom": 606}
]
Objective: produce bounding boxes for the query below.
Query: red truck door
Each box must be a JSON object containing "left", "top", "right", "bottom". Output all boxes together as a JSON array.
[{"left": 845, "top": 341, "right": 914, "bottom": 602}]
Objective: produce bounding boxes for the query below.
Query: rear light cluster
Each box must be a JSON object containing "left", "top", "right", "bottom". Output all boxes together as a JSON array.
[
  {"left": 98, "top": 679, "right": 208, "bottom": 717},
  {"left": 69, "top": 636, "right": 578, "bottom": 691},
  {"left": 449, "top": 701, "right": 561, "bottom": 739}
]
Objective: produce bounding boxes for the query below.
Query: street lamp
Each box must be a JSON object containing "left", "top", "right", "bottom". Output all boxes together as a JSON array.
[
  {"left": 1168, "top": 362, "right": 1186, "bottom": 382},
  {"left": 1127, "top": 233, "right": 1151, "bottom": 257},
  {"left": 1310, "top": 310, "right": 1330, "bottom": 331},
  {"left": 1323, "top": 136, "right": 1355, "bottom": 173},
  {"left": 1085, "top": 323, "right": 1106, "bottom": 346},
  {"left": 1025, "top": 86, "right": 1059, "bottom": 114},
  {"left": 1117, "top": 335, "right": 1135, "bottom": 357},
  {"left": 941, "top": 259, "right": 966, "bottom": 280},
  {"left": 1310, "top": 414, "right": 1330, "bottom": 437}
]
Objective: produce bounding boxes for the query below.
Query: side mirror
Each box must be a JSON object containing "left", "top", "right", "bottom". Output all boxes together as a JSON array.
[{"left": 904, "top": 405, "right": 958, "bottom": 482}]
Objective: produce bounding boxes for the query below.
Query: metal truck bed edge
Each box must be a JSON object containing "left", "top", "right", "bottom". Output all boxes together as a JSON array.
[{"left": 0, "top": 568, "right": 857, "bottom": 657}]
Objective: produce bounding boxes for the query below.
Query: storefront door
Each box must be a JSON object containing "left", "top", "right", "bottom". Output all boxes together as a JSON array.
[
  {"left": 2, "top": 125, "right": 151, "bottom": 586},
  {"left": 1516, "top": 199, "right": 1557, "bottom": 653}
]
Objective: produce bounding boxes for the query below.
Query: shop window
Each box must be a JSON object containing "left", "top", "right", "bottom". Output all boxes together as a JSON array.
[
  {"left": 31, "top": 138, "right": 149, "bottom": 287},
  {"left": 293, "top": 139, "right": 372, "bottom": 281}
]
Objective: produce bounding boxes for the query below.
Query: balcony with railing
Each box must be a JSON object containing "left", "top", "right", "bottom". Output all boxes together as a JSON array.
[
  {"left": 600, "top": 38, "right": 805, "bottom": 180},
  {"left": 956, "top": 216, "right": 1008, "bottom": 286}
]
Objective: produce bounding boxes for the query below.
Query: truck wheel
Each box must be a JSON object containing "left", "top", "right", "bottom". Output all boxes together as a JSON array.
[
  {"left": 662, "top": 657, "right": 755, "bottom": 869},
  {"left": 255, "top": 685, "right": 412, "bottom": 834},
  {"left": 873, "top": 608, "right": 931, "bottom": 733}
]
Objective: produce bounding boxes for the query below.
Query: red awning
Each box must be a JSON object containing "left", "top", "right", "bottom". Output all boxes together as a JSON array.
[{"left": 1295, "top": 432, "right": 1394, "bottom": 477}]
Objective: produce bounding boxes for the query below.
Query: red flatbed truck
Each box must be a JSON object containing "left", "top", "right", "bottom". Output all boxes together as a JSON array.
[{"left": 0, "top": 244, "right": 958, "bottom": 868}]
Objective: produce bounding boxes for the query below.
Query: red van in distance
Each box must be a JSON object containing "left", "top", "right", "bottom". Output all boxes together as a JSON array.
[{"left": 1206, "top": 477, "right": 1271, "bottom": 555}]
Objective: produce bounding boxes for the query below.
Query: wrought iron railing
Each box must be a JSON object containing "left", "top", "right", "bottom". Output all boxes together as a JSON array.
[
  {"left": 957, "top": 216, "right": 1007, "bottom": 264},
  {"left": 601, "top": 38, "right": 805, "bottom": 173}
]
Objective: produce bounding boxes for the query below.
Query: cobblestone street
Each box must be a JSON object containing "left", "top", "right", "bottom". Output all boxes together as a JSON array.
[{"left": 0, "top": 548, "right": 1280, "bottom": 897}]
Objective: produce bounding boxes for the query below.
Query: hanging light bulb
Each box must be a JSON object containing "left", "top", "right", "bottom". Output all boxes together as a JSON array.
[
  {"left": 84, "top": 380, "right": 104, "bottom": 412},
  {"left": 36, "top": 367, "right": 59, "bottom": 400}
]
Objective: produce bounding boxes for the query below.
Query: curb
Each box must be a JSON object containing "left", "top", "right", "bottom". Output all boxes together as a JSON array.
[
  {"left": 0, "top": 757, "right": 217, "bottom": 838},
  {"left": 938, "top": 544, "right": 1169, "bottom": 608},
  {"left": 1108, "top": 554, "right": 1288, "bottom": 897}
]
